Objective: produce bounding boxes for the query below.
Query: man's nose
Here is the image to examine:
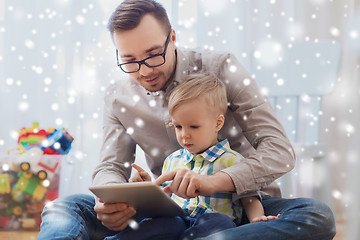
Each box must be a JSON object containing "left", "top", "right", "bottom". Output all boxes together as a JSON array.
[{"left": 139, "top": 64, "right": 153, "bottom": 76}]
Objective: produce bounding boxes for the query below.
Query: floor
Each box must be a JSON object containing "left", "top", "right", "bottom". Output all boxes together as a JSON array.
[
  {"left": 334, "top": 220, "right": 344, "bottom": 240},
  {"left": 0, "top": 231, "right": 38, "bottom": 240},
  {"left": 0, "top": 220, "right": 345, "bottom": 240}
]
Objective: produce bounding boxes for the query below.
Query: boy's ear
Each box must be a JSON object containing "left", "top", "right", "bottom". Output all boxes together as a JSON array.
[{"left": 216, "top": 114, "right": 225, "bottom": 131}]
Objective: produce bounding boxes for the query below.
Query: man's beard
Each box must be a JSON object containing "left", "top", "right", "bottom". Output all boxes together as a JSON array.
[{"left": 138, "top": 72, "right": 167, "bottom": 92}]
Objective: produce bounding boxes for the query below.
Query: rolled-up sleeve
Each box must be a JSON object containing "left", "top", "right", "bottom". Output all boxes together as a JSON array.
[
  {"left": 219, "top": 53, "right": 296, "bottom": 195},
  {"left": 92, "top": 86, "right": 136, "bottom": 187}
]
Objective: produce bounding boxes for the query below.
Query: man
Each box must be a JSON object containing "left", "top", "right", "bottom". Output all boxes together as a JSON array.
[{"left": 37, "top": 1, "right": 336, "bottom": 239}]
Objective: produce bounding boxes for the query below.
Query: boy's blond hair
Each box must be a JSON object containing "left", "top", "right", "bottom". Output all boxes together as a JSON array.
[{"left": 168, "top": 74, "right": 228, "bottom": 116}]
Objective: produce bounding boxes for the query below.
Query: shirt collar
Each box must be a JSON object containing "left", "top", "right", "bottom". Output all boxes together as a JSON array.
[
  {"left": 171, "top": 48, "right": 189, "bottom": 87},
  {"left": 181, "top": 139, "right": 230, "bottom": 164}
]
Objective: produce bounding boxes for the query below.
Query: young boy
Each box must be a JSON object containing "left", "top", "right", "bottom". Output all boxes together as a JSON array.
[{"left": 106, "top": 74, "right": 279, "bottom": 240}]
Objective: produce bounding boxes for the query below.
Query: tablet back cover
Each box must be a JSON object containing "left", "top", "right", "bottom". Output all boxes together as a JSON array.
[{"left": 89, "top": 182, "right": 186, "bottom": 218}]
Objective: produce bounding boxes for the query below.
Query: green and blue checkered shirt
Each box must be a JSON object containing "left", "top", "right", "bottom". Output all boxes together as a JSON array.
[{"left": 162, "top": 139, "right": 246, "bottom": 221}]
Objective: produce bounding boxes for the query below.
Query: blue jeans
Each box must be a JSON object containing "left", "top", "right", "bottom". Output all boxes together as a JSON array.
[
  {"left": 37, "top": 194, "right": 336, "bottom": 240},
  {"left": 104, "top": 213, "right": 236, "bottom": 240}
]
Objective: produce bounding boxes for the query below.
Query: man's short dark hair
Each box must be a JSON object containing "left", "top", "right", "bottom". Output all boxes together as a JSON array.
[{"left": 107, "top": 0, "right": 171, "bottom": 33}]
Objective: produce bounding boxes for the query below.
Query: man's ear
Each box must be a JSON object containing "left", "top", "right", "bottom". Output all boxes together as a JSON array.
[
  {"left": 216, "top": 114, "right": 225, "bottom": 131},
  {"left": 171, "top": 29, "right": 176, "bottom": 43}
]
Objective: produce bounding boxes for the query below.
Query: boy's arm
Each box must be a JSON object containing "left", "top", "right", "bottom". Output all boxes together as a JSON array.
[
  {"left": 241, "top": 196, "right": 265, "bottom": 223},
  {"left": 241, "top": 196, "right": 280, "bottom": 223}
]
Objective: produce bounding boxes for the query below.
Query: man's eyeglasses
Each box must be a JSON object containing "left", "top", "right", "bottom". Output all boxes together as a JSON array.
[{"left": 116, "top": 31, "right": 171, "bottom": 73}]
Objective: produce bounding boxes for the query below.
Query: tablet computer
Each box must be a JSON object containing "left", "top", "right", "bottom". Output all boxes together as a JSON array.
[{"left": 89, "top": 182, "right": 187, "bottom": 218}]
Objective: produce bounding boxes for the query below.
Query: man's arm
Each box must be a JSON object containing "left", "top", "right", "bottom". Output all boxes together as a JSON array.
[
  {"left": 92, "top": 84, "right": 137, "bottom": 186},
  {"left": 206, "top": 171, "right": 235, "bottom": 193},
  {"left": 92, "top": 85, "right": 138, "bottom": 231},
  {"left": 218, "top": 53, "right": 296, "bottom": 195}
]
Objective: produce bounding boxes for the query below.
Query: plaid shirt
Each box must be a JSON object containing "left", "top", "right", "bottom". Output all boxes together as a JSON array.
[{"left": 162, "top": 139, "right": 245, "bottom": 221}]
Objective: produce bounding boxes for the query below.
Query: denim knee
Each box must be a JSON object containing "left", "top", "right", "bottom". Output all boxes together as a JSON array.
[
  {"left": 42, "top": 194, "right": 92, "bottom": 214},
  {"left": 305, "top": 198, "right": 336, "bottom": 239},
  {"left": 38, "top": 194, "right": 94, "bottom": 240},
  {"left": 56, "top": 193, "right": 95, "bottom": 206}
]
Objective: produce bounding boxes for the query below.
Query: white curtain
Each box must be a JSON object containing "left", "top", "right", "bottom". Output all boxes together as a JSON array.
[
  {"left": 0, "top": 0, "right": 120, "bottom": 195},
  {"left": 1, "top": 0, "right": 359, "bottom": 238}
]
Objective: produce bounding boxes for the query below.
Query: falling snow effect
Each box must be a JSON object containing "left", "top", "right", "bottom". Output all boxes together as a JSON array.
[{"left": 0, "top": 0, "right": 359, "bottom": 237}]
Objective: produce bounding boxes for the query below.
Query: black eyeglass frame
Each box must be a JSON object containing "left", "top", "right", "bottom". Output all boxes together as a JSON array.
[{"left": 116, "top": 30, "right": 172, "bottom": 73}]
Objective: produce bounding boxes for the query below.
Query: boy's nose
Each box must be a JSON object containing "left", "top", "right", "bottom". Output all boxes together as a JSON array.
[{"left": 182, "top": 130, "right": 190, "bottom": 139}]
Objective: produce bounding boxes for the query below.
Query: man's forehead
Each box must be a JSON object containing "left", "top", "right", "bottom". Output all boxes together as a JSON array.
[
  {"left": 113, "top": 15, "right": 167, "bottom": 43},
  {"left": 113, "top": 30, "right": 167, "bottom": 58},
  {"left": 119, "top": 44, "right": 163, "bottom": 58}
]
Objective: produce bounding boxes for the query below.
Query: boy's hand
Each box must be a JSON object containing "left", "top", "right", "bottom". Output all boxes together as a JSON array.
[
  {"left": 129, "top": 163, "right": 152, "bottom": 182},
  {"left": 251, "top": 214, "right": 281, "bottom": 223},
  {"left": 155, "top": 168, "right": 234, "bottom": 198}
]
